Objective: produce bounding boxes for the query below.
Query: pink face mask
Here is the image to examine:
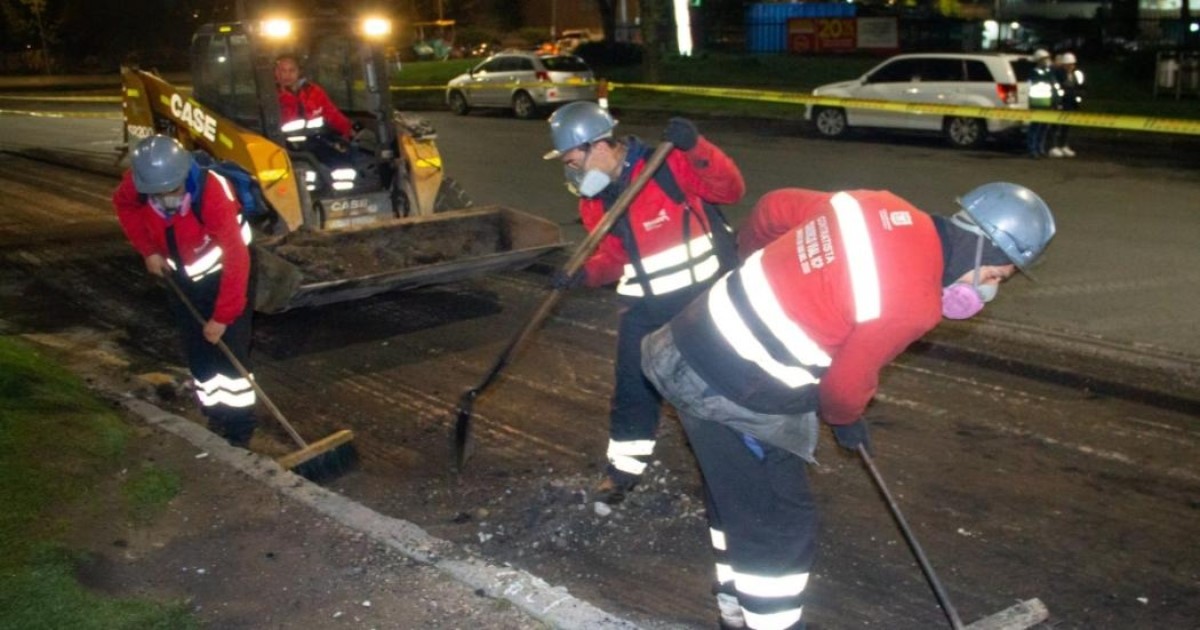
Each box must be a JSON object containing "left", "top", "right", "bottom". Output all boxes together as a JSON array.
[{"left": 942, "top": 283, "right": 985, "bottom": 320}]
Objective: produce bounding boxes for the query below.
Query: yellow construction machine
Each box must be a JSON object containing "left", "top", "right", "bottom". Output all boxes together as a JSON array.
[{"left": 121, "top": 13, "right": 563, "bottom": 312}]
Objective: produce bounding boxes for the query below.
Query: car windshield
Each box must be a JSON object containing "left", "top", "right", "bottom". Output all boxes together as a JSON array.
[{"left": 541, "top": 56, "right": 589, "bottom": 72}]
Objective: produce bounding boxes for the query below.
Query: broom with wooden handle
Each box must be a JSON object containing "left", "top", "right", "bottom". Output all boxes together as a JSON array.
[{"left": 162, "top": 273, "right": 356, "bottom": 481}]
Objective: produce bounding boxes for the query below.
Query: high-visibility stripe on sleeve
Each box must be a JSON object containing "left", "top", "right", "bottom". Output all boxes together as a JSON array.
[
  {"left": 740, "top": 252, "right": 833, "bottom": 368},
  {"left": 830, "top": 192, "right": 880, "bottom": 323},
  {"left": 709, "top": 274, "right": 821, "bottom": 389}
]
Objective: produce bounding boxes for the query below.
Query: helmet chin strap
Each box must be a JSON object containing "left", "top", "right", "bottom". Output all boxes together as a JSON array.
[{"left": 971, "top": 232, "right": 984, "bottom": 288}]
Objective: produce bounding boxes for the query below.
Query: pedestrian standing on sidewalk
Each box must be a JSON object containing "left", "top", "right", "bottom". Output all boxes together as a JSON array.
[
  {"left": 1049, "top": 52, "right": 1085, "bottom": 158},
  {"left": 641, "top": 184, "right": 1057, "bottom": 629},
  {"left": 113, "top": 135, "right": 258, "bottom": 447},
  {"left": 1027, "top": 49, "right": 1060, "bottom": 159},
  {"left": 543, "top": 102, "right": 745, "bottom": 504}
]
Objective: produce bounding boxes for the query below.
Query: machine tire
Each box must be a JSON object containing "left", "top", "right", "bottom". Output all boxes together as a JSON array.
[
  {"left": 944, "top": 117, "right": 987, "bottom": 149},
  {"left": 434, "top": 176, "right": 473, "bottom": 213},
  {"left": 512, "top": 91, "right": 539, "bottom": 120},
  {"left": 448, "top": 90, "right": 470, "bottom": 116},
  {"left": 813, "top": 107, "right": 848, "bottom": 138}
]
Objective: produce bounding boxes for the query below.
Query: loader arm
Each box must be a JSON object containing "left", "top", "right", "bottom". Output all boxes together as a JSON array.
[{"left": 119, "top": 66, "right": 307, "bottom": 232}]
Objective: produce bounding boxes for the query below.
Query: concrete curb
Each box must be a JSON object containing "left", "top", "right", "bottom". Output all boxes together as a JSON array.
[{"left": 121, "top": 398, "right": 642, "bottom": 630}]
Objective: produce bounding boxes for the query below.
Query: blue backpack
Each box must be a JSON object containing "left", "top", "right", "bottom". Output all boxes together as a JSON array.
[{"left": 189, "top": 150, "right": 266, "bottom": 218}]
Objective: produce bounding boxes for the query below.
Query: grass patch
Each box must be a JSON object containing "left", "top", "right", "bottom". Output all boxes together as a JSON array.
[
  {"left": 123, "top": 464, "right": 182, "bottom": 523},
  {"left": 0, "top": 336, "right": 198, "bottom": 629}
]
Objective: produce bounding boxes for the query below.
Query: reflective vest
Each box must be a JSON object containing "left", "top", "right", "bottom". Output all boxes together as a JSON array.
[
  {"left": 669, "top": 190, "right": 943, "bottom": 422},
  {"left": 1029, "top": 66, "right": 1060, "bottom": 110}
]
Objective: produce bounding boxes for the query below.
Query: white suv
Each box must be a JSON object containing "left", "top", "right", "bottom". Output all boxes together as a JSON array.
[{"left": 805, "top": 53, "right": 1034, "bottom": 148}]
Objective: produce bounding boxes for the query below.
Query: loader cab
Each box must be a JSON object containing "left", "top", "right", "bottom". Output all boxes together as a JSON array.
[{"left": 190, "top": 17, "right": 398, "bottom": 206}]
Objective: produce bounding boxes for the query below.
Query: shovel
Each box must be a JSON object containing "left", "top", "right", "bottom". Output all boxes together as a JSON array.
[{"left": 453, "top": 140, "right": 675, "bottom": 470}]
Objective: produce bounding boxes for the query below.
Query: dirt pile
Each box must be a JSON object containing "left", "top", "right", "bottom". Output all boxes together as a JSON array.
[{"left": 272, "top": 213, "right": 507, "bottom": 282}]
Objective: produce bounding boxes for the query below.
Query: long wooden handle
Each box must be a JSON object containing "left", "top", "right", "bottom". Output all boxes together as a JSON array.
[
  {"left": 161, "top": 273, "right": 308, "bottom": 448},
  {"left": 465, "top": 140, "right": 675, "bottom": 398}
]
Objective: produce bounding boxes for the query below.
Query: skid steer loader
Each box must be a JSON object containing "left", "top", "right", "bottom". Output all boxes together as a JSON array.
[{"left": 120, "top": 13, "right": 563, "bottom": 313}]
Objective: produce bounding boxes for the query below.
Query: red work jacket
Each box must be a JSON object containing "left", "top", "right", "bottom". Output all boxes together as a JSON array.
[
  {"left": 672, "top": 188, "right": 944, "bottom": 424},
  {"left": 113, "top": 170, "right": 252, "bottom": 324},
  {"left": 578, "top": 137, "right": 744, "bottom": 297},
  {"left": 277, "top": 81, "right": 353, "bottom": 138}
]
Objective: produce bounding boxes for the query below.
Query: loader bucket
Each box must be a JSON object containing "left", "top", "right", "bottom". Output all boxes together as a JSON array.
[{"left": 253, "top": 205, "right": 564, "bottom": 313}]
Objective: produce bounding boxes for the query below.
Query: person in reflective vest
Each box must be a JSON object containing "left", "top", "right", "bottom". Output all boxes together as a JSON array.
[
  {"left": 642, "top": 184, "right": 1056, "bottom": 629},
  {"left": 544, "top": 102, "right": 745, "bottom": 503},
  {"left": 1049, "top": 52, "right": 1085, "bottom": 158},
  {"left": 1027, "top": 49, "right": 1061, "bottom": 159},
  {"left": 113, "top": 135, "right": 257, "bottom": 447},
  {"left": 275, "top": 54, "right": 354, "bottom": 140}
]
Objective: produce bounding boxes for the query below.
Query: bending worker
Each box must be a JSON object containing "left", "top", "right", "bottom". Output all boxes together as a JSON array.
[
  {"left": 274, "top": 53, "right": 353, "bottom": 140},
  {"left": 544, "top": 102, "right": 745, "bottom": 504},
  {"left": 641, "top": 183, "right": 1057, "bottom": 629},
  {"left": 113, "top": 135, "right": 257, "bottom": 447}
]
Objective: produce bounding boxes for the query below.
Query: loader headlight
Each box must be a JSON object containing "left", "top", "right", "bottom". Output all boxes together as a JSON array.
[
  {"left": 261, "top": 18, "right": 293, "bottom": 39},
  {"left": 361, "top": 17, "right": 391, "bottom": 39}
]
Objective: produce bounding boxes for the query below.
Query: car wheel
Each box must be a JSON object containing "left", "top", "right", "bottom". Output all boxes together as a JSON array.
[
  {"left": 448, "top": 91, "right": 470, "bottom": 116},
  {"left": 813, "top": 107, "right": 848, "bottom": 138},
  {"left": 944, "top": 117, "right": 986, "bottom": 149},
  {"left": 512, "top": 91, "right": 539, "bottom": 120}
]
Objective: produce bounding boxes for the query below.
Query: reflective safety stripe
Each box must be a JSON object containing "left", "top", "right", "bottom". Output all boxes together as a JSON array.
[
  {"left": 166, "top": 208, "right": 253, "bottom": 282},
  {"left": 709, "top": 268, "right": 824, "bottom": 389},
  {"left": 607, "top": 438, "right": 655, "bottom": 475},
  {"left": 733, "top": 570, "right": 810, "bottom": 598},
  {"left": 740, "top": 253, "right": 833, "bottom": 368},
  {"left": 710, "top": 528, "right": 727, "bottom": 551},
  {"left": 616, "top": 234, "right": 722, "bottom": 297},
  {"left": 194, "top": 373, "right": 256, "bottom": 408},
  {"left": 715, "top": 562, "right": 735, "bottom": 585},
  {"left": 742, "top": 606, "right": 803, "bottom": 630},
  {"left": 830, "top": 192, "right": 880, "bottom": 323}
]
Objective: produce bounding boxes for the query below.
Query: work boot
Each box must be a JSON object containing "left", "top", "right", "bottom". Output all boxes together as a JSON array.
[
  {"left": 1048, "top": 147, "right": 1064, "bottom": 158},
  {"left": 594, "top": 471, "right": 639, "bottom": 505}
]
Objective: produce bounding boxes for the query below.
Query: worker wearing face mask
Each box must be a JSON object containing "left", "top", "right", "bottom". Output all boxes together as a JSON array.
[
  {"left": 113, "top": 135, "right": 257, "bottom": 448},
  {"left": 543, "top": 102, "right": 746, "bottom": 504},
  {"left": 641, "top": 183, "right": 1056, "bottom": 629}
]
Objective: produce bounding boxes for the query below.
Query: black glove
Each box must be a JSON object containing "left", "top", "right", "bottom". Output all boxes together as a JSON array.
[
  {"left": 663, "top": 117, "right": 699, "bottom": 151},
  {"left": 831, "top": 419, "right": 871, "bottom": 454},
  {"left": 550, "top": 268, "right": 587, "bottom": 291}
]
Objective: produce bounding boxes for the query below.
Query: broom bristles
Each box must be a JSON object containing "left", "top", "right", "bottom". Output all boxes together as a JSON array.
[{"left": 277, "top": 429, "right": 357, "bottom": 482}]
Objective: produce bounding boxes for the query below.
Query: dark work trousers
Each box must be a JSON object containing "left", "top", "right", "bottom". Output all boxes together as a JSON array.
[
  {"left": 166, "top": 269, "right": 257, "bottom": 446},
  {"left": 607, "top": 286, "right": 707, "bottom": 485},
  {"left": 683, "top": 415, "right": 815, "bottom": 630}
]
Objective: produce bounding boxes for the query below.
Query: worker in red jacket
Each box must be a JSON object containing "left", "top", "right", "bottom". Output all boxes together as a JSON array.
[
  {"left": 275, "top": 54, "right": 353, "bottom": 139},
  {"left": 642, "top": 184, "right": 1057, "bottom": 629},
  {"left": 113, "top": 135, "right": 257, "bottom": 447},
  {"left": 544, "top": 102, "right": 745, "bottom": 503}
]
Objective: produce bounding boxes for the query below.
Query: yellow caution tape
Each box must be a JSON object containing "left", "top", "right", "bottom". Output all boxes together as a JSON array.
[
  {"left": 392, "top": 79, "right": 598, "bottom": 92},
  {"left": 616, "top": 82, "right": 1200, "bottom": 136}
]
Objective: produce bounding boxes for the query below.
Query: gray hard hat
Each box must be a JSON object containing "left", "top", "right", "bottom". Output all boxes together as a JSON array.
[
  {"left": 954, "top": 182, "right": 1056, "bottom": 274},
  {"left": 130, "top": 135, "right": 192, "bottom": 194},
  {"left": 543, "top": 101, "right": 617, "bottom": 160}
]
